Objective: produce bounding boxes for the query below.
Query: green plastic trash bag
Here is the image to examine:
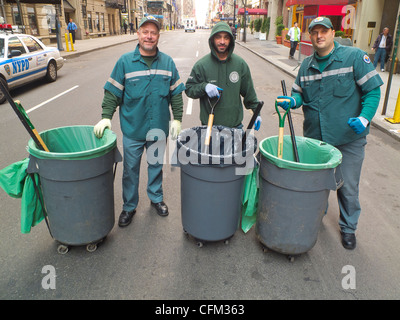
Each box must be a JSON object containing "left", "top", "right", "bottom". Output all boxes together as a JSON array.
[
  {"left": 241, "top": 166, "right": 259, "bottom": 233},
  {"left": 27, "top": 125, "right": 117, "bottom": 160},
  {"left": 259, "top": 135, "right": 342, "bottom": 171},
  {"left": 0, "top": 158, "right": 45, "bottom": 233}
]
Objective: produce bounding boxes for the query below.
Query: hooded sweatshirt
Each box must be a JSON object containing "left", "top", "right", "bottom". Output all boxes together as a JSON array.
[{"left": 185, "top": 22, "right": 259, "bottom": 127}]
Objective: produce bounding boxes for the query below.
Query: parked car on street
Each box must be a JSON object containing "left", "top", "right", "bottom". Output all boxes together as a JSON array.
[{"left": 0, "top": 24, "right": 64, "bottom": 103}]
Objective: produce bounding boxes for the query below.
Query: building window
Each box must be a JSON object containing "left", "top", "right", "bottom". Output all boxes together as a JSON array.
[
  {"left": 43, "top": 5, "right": 56, "bottom": 34},
  {"left": 96, "top": 13, "right": 100, "bottom": 31},
  {"left": 27, "top": 7, "right": 38, "bottom": 35},
  {"left": 101, "top": 13, "right": 105, "bottom": 31},
  {"left": 88, "top": 13, "right": 92, "bottom": 32},
  {"left": 12, "top": 6, "right": 22, "bottom": 25}
]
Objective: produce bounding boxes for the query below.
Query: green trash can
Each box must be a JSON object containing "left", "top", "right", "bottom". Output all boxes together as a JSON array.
[
  {"left": 256, "top": 135, "right": 343, "bottom": 258},
  {"left": 27, "top": 126, "right": 121, "bottom": 254}
]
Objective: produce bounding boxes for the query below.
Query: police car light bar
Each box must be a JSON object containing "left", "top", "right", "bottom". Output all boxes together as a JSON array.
[
  {"left": 0, "top": 24, "right": 14, "bottom": 34},
  {"left": 0, "top": 24, "right": 12, "bottom": 30}
]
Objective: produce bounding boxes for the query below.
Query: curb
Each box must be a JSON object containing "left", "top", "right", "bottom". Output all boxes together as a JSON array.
[{"left": 60, "top": 38, "right": 138, "bottom": 59}]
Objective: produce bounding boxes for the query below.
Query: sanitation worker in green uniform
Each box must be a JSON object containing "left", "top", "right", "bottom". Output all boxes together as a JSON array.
[
  {"left": 276, "top": 17, "right": 383, "bottom": 249},
  {"left": 185, "top": 21, "right": 261, "bottom": 130},
  {"left": 93, "top": 16, "right": 185, "bottom": 227}
]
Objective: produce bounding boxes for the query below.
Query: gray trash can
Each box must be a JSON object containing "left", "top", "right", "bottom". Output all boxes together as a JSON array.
[
  {"left": 176, "top": 126, "right": 256, "bottom": 246},
  {"left": 256, "top": 135, "right": 343, "bottom": 259},
  {"left": 27, "top": 126, "right": 122, "bottom": 254}
]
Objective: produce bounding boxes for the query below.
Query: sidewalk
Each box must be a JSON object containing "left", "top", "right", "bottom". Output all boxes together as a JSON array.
[
  {"left": 53, "top": 32, "right": 400, "bottom": 141},
  {"left": 236, "top": 35, "right": 400, "bottom": 142},
  {"left": 55, "top": 33, "right": 138, "bottom": 59}
]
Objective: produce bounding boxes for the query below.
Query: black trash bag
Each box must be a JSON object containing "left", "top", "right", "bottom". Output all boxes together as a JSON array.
[{"left": 175, "top": 125, "right": 257, "bottom": 167}]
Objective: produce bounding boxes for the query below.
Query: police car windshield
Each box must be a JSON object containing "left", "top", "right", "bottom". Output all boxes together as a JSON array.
[{"left": 0, "top": 39, "right": 4, "bottom": 58}]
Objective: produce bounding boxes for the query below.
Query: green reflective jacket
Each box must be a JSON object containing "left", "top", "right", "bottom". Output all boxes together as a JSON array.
[
  {"left": 104, "top": 45, "right": 185, "bottom": 140},
  {"left": 292, "top": 42, "right": 383, "bottom": 146}
]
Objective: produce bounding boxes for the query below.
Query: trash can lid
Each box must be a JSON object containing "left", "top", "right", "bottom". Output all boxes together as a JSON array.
[
  {"left": 259, "top": 135, "right": 342, "bottom": 171},
  {"left": 28, "top": 125, "right": 117, "bottom": 160}
]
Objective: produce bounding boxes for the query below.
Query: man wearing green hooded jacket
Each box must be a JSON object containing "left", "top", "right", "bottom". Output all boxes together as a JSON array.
[{"left": 185, "top": 22, "right": 261, "bottom": 130}]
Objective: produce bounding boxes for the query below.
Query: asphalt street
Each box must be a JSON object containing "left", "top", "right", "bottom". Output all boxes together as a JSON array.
[{"left": 0, "top": 30, "right": 399, "bottom": 304}]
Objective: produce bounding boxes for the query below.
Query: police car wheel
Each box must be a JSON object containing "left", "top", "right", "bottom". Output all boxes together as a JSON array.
[
  {"left": 0, "top": 78, "right": 8, "bottom": 104},
  {"left": 45, "top": 60, "right": 57, "bottom": 83}
]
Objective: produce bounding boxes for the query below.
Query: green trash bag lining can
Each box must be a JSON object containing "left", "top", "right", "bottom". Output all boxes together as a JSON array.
[
  {"left": 259, "top": 135, "right": 342, "bottom": 171},
  {"left": 28, "top": 125, "right": 117, "bottom": 160}
]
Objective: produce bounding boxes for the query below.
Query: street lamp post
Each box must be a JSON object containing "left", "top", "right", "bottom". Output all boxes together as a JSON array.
[{"left": 243, "top": 0, "right": 247, "bottom": 43}]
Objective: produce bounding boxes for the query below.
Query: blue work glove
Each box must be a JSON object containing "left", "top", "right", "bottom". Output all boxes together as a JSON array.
[
  {"left": 347, "top": 117, "right": 369, "bottom": 134},
  {"left": 254, "top": 116, "right": 262, "bottom": 131},
  {"left": 205, "top": 84, "right": 223, "bottom": 98},
  {"left": 276, "top": 96, "right": 296, "bottom": 110}
]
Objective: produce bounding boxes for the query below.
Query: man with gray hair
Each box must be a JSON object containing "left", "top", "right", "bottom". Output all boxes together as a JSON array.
[
  {"left": 94, "top": 16, "right": 185, "bottom": 227},
  {"left": 372, "top": 27, "right": 393, "bottom": 71}
]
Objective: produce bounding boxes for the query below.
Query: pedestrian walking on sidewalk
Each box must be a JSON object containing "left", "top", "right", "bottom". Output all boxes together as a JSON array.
[
  {"left": 372, "top": 27, "right": 393, "bottom": 72},
  {"left": 67, "top": 18, "right": 77, "bottom": 44},
  {"left": 93, "top": 16, "right": 185, "bottom": 227},
  {"left": 287, "top": 22, "right": 300, "bottom": 59},
  {"left": 276, "top": 17, "right": 384, "bottom": 250},
  {"left": 185, "top": 21, "right": 261, "bottom": 130}
]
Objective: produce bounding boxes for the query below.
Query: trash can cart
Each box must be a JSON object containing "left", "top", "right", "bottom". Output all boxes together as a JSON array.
[
  {"left": 177, "top": 126, "right": 256, "bottom": 247},
  {"left": 27, "top": 126, "right": 121, "bottom": 254},
  {"left": 256, "top": 135, "right": 342, "bottom": 261}
]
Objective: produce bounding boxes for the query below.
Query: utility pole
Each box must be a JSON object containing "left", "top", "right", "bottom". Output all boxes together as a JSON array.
[
  {"left": 382, "top": 13, "right": 400, "bottom": 115},
  {"left": 243, "top": 0, "right": 247, "bottom": 43},
  {"left": 233, "top": 0, "right": 236, "bottom": 39}
]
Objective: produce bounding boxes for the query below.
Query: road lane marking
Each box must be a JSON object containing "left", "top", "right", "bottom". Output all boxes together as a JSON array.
[
  {"left": 186, "top": 98, "right": 193, "bottom": 115},
  {"left": 26, "top": 85, "right": 79, "bottom": 114}
]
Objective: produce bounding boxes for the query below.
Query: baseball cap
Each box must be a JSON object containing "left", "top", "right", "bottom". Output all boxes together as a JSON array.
[
  {"left": 139, "top": 16, "right": 161, "bottom": 30},
  {"left": 308, "top": 17, "right": 333, "bottom": 32}
]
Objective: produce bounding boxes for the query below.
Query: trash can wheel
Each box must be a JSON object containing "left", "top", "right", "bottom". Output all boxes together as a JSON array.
[
  {"left": 57, "top": 244, "right": 69, "bottom": 255},
  {"left": 196, "top": 240, "right": 204, "bottom": 248},
  {"left": 86, "top": 243, "right": 98, "bottom": 252},
  {"left": 86, "top": 237, "right": 106, "bottom": 252}
]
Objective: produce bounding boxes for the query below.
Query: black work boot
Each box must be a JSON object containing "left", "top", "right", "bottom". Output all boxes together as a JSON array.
[
  {"left": 150, "top": 201, "right": 169, "bottom": 216},
  {"left": 341, "top": 232, "right": 356, "bottom": 250},
  {"left": 118, "top": 210, "right": 136, "bottom": 227}
]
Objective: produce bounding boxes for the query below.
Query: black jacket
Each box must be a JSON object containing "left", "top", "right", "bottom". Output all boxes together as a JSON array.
[{"left": 372, "top": 32, "right": 393, "bottom": 54}]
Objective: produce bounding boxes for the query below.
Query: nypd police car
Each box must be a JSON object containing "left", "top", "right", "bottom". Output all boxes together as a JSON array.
[{"left": 0, "top": 24, "right": 64, "bottom": 103}]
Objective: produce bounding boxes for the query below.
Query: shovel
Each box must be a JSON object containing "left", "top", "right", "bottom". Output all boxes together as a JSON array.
[
  {"left": 242, "top": 101, "right": 264, "bottom": 150},
  {"left": 275, "top": 100, "right": 290, "bottom": 159},
  {"left": 0, "top": 81, "right": 49, "bottom": 152},
  {"left": 204, "top": 92, "right": 222, "bottom": 147}
]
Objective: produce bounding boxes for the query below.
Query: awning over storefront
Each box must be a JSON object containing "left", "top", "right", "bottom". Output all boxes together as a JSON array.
[
  {"left": 237, "top": 8, "right": 268, "bottom": 15},
  {"left": 286, "top": 0, "right": 356, "bottom": 6},
  {"left": 63, "top": 0, "right": 75, "bottom": 12}
]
